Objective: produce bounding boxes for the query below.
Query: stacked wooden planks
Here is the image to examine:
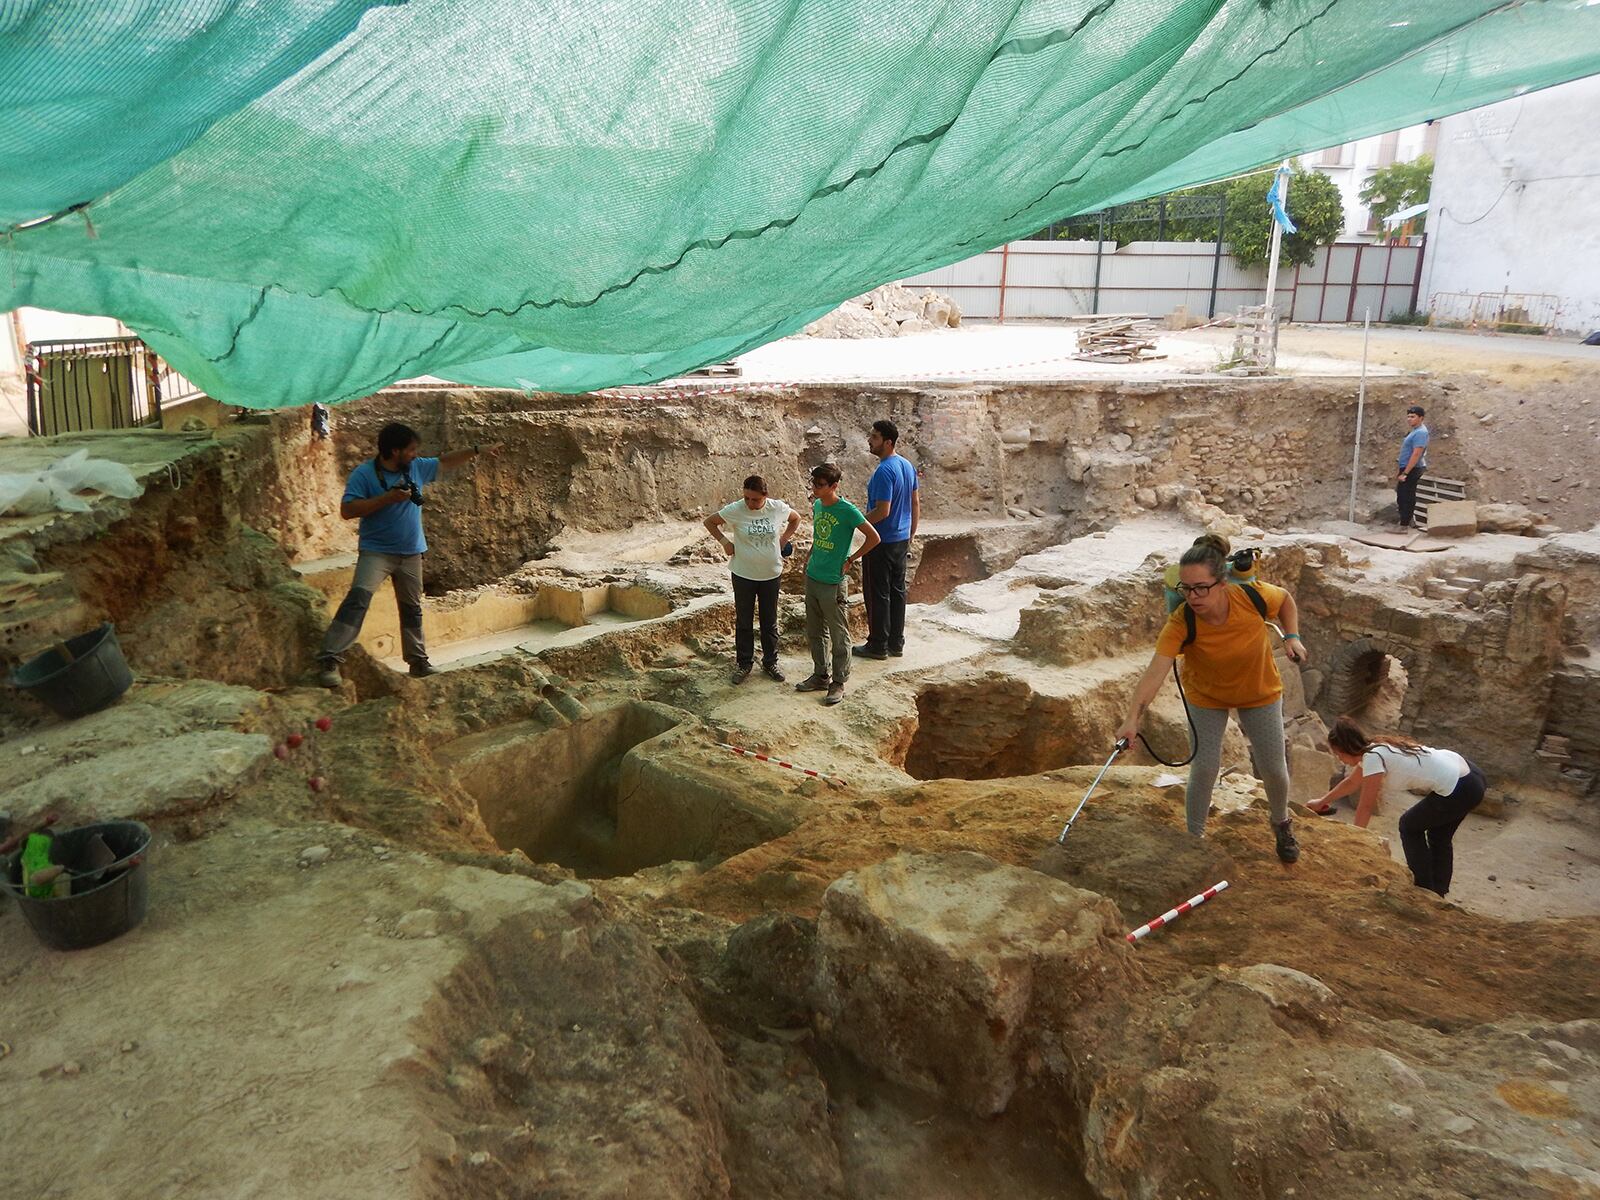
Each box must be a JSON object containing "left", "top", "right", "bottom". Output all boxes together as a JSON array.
[{"left": 1073, "top": 317, "right": 1164, "bottom": 363}]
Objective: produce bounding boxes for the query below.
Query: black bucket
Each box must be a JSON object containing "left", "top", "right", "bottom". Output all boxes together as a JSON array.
[
  {"left": 10, "top": 623, "right": 134, "bottom": 719},
  {"left": 2, "top": 820, "right": 151, "bottom": 950}
]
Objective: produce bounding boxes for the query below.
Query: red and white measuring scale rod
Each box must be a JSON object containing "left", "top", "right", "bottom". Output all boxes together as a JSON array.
[
  {"left": 1126, "top": 880, "right": 1230, "bottom": 943},
  {"left": 718, "top": 742, "right": 846, "bottom": 786}
]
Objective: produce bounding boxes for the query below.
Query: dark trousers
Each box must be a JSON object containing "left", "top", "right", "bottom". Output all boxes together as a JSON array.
[
  {"left": 1398, "top": 762, "right": 1486, "bottom": 896},
  {"left": 732, "top": 573, "right": 781, "bottom": 668},
  {"left": 862, "top": 538, "right": 910, "bottom": 651},
  {"left": 1396, "top": 466, "right": 1425, "bottom": 526}
]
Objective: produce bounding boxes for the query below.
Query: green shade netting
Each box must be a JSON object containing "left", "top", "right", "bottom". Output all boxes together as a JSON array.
[{"left": 3, "top": 1, "right": 1598, "bottom": 408}]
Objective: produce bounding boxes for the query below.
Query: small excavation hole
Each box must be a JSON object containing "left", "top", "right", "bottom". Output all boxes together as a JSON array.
[{"left": 439, "top": 702, "right": 681, "bottom": 878}]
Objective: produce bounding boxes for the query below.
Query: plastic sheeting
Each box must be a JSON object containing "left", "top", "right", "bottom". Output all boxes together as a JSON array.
[{"left": 3, "top": 1, "right": 1599, "bottom": 408}]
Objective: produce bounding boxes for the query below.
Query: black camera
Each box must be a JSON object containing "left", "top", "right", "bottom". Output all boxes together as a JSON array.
[{"left": 407, "top": 480, "right": 424, "bottom": 507}]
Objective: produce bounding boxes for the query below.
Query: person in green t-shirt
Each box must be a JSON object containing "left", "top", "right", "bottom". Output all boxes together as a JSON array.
[{"left": 797, "top": 461, "right": 880, "bottom": 706}]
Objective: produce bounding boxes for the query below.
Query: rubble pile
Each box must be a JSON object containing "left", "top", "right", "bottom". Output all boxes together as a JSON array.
[{"left": 801, "top": 283, "right": 961, "bottom": 338}]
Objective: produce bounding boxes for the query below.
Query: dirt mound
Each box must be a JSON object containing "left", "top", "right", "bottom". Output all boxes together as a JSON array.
[{"left": 668, "top": 770, "right": 1600, "bottom": 1030}]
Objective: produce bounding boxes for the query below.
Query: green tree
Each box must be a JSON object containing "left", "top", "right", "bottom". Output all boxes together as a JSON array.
[
  {"left": 1359, "top": 154, "right": 1432, "bottom": 238},
  {"left": 1048, "top": 164, "right": 1344, "bottom": 268},
  {"left": 1222, "top": 165, "right": 1344, "bottom": 269}
]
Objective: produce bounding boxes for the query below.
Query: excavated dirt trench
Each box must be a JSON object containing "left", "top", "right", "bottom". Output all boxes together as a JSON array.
[{"left": 5, "top": 375, "right": 1600, "bottom": 1200}]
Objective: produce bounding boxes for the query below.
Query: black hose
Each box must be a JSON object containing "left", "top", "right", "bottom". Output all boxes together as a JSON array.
[{"left": 1135, "top": 662, "right": 1197, "bottom": 768}]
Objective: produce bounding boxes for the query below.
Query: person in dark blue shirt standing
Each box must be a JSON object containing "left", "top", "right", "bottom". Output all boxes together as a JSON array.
[
  {"left": 316, "top": 421, "right": 497, "bottom": 687},
  {"left": 1396, "top": 404, "right": 1430, "bottom": 529},
  {"left": 854, "top": 418, "right": 919, "bottom": 661}
]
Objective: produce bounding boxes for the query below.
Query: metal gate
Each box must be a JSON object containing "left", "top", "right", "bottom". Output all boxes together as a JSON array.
[
  {"left": 24, "top": 338, "right": 198, "bottom": 436},
  {"left": 1287, "top": 238, "right": 1426, "bottom": 323}
]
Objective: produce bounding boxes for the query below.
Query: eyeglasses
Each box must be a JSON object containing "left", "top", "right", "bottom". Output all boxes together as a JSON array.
[{"left": 1175, "top": 582, "right": 1216, "bottom": 598}]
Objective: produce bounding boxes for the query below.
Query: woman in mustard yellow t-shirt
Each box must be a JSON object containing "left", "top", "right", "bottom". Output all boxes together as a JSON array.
[{"left": 1116, "top": 535, "right": 1311, "bottom": 863}]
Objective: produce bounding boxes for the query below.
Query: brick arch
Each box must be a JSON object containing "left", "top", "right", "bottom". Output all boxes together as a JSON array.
[{"left": 1321, "top": 636, "right": 1415, "bottom": 723}]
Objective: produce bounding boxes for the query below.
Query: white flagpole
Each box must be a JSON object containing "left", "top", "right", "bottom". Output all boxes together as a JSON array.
[
  {"left": 1262, "top": 159, "right": 1290, "bottom": 319},
  {"left": 1348, "top": 307, "right": 1371, "bottom": 523}
]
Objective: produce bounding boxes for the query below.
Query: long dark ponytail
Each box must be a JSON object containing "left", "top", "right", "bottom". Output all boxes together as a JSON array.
[{"left": 1329, "top": 714, "right": 1425, "bottom": 760}]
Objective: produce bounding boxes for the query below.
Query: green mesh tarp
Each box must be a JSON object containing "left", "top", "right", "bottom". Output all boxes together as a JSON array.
[{"left": 4, "top": 1, "right": 1599, "bottom": 408}]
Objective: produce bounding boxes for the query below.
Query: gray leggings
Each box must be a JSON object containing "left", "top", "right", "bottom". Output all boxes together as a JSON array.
[{"left": 1185, "top": 699, "right": 1289, "bottom": 835}]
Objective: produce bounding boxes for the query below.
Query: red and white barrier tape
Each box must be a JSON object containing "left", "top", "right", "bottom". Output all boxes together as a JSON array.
[
  {"left": 1126, "top": 880, "right": 1229, "bottom": 943},
  {"left": 718, "top": 742, "right": 846, "bottom": 786}
]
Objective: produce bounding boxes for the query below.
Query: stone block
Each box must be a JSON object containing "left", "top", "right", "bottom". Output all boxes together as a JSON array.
[
  {"left": 1425, "top": 500, "right": 1477, "bottom": 538},
  {"left": 1289, "top": 744, "right": 1342, "bottom": 805},
  {"left": 1276, "top": 653, "right": 1307, "bottom": 719},
  {"left": 1475, "top": 503, "right": 1538, "bottom": 535},
  {"left": 813, "top": 851, "right": 1123, "bottom": 1117}
]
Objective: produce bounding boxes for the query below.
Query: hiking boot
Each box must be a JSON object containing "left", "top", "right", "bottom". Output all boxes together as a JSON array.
[
  {"left": 1274, "top": 818, "right": 1301, "bottom": 864},
  {"left": 795, "top": 674, "right": 830, "bottom": 692},
  {"left": 888, "top": 646, "right": 904, "bottom": 658},
  {"left": 408, "top": 660, "right": 440, "bottom": 679},
  {"left": 823, "top": 682, "right": 845, "bottom": 706},
  {"left": 762, "top": 662, "right": 785, "bottom": 683},
  {"left": 317, "top": 662, "right": 342, "bottom": 689},
  {"left": 731, "top": 664, "right": 752, "bottom": 685},
  {"left": 851, "top": 644, "right": 888, "bottom": 660}
]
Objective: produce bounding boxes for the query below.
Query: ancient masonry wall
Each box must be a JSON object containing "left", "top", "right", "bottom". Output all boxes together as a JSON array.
[{"left": 269, "top": 376, "right": 1449, "bottom": 591}]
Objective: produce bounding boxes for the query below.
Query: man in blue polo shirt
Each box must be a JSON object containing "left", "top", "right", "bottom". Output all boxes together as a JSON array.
[
  {"left": 854, "top": 418, "right": 919, "bottom": 660},
  {"left": 316, "top": 421, "right": 497, "bottom": 687},
  {"left": 1396, "top": 404, "right": 1430, "bottom": 529}
]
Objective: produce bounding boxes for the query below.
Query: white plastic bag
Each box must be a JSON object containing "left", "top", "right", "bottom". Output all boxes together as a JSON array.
[
  {"left": 0, "top": 450, "right": 144, "bottom": 516},
  {"left": 54, "top": 452, "right": 142, "bottom": 500},
  {"left": 0, "top": 472, "right": 57, "bottom": 515}
]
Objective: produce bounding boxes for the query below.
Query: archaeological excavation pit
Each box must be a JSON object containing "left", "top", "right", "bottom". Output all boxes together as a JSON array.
[
  {"left": 901, "top": 676, "right": 1119, "bottom": 781},
  {"left": 434, "top": 698, "right": 803, "bottom": 878},
  {"left": 906, "top": 534, "right": 989, "bottom": 604},
  {"left": 7, "top": 363, "right": 1600, "bottom": 1200},
  {"left": 437, "top": 700, "right": 687, "bottom": 877}
]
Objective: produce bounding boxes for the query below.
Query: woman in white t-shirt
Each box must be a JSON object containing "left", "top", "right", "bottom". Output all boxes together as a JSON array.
[
  {"left": 1310, "top": 715, "right": 1487, "bottom": 896},
  {"left": 703, "top": 474, "right": 801, "bottom": 685}
]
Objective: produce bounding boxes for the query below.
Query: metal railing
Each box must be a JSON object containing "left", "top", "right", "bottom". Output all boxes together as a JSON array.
[{"left": 1426, "top": 291, "right": 1562, "bottom": 333}]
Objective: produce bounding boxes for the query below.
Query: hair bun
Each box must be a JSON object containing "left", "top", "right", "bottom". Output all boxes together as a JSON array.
[{"left": 1194, "top": 533, "right": 1232, "bottom": 556}]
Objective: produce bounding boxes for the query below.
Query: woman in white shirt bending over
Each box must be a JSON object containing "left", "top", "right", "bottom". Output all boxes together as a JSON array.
[{"left": 1310, "top": 715, "right": 1487, "bottom": 897}]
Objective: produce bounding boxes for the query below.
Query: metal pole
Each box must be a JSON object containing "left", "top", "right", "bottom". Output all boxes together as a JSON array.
[
  {"left": 1208, "top": 194, "right": 1226, "bottom": 318},
  {"left": 1056, "top": 739, "right": 1128, "bottom": 843},
  {"left": 7, "top": 310, "right": 32, "bottom": 433},
  {"left": 1347, "top": 307, "right": 1371, "bottom": 524},
  {"left": 1090, "top": 210, "right": 1106, "bottom": 315}
]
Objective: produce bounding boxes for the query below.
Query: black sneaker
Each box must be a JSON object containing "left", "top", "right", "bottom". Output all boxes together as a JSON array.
[
  {"left": 888, "top": 646, "right": 905, "bottom": 658},
  {"left": 852, "top": 644, "right": 888, "bottom": 660},
  {"left": 409, "top": 660, "right": 440, "bottom": 679},
  {"left": 795, "top": 674, "right": 830, "bottom": 692},
  {"left": 731, "top": 665, "right": 752, "bottom": 685},
  {"left": 1274, "top": 818, "right": 1301, "bottom": 864},
  {"left": 762, "top": 662, "right": 785, "bottom": 683}
]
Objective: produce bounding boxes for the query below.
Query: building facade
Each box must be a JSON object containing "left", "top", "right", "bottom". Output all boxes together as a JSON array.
[
  {"left": 1306, "top": 123, "right": 1436, "bottom": 241},
  {"left": 1419, "top": 74, "right": 1600, "bottom": 335}
]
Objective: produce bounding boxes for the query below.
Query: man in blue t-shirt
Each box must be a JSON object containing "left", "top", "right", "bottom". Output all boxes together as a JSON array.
[
  {"left": 854, "top": 418, "right": 920, "bottom": 660},
  {"left": 316, "top": 421, "right": 498, "bottom": 687},
  {"left": 1395, "top": 404, "right": 1430, "bottom": 529}
]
